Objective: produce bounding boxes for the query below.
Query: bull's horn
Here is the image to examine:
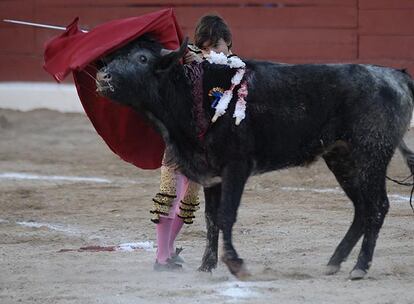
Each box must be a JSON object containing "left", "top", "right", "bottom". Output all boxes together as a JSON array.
[
  {"left": 160, "top": 48, "right": 173, "bottom": 56},
  {"left": 155, "top": 37, "right": 189, "bottom": 72},
  {"left": 160, "top": 37, "right": 189, "bottom": 57},
  {"left": 178, "top": 37, "right": 189, "bottom": 56}
]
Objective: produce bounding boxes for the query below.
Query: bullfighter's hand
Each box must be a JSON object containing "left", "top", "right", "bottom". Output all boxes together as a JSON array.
[{"left": 184, "top": 51, "right": 203, "bottom": 64}]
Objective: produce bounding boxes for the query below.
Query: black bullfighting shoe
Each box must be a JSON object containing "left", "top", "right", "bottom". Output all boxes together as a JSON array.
[
  {"left": 169, "top": 247, "right": 185, "bottom": 265},
  {"left": 153, "top": 259, "right": 183, "bottom": 272}
]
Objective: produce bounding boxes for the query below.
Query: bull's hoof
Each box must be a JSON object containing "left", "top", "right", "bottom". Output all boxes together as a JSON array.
[
  {"left": 198, "top": 256, "right": 218, "bottom": 273},
  {"left": 349, "top": 269, "right": 367, "bottom": 280},
  {"left": 221, "top": 256, "right": 251, "bottom": 280},
  {"left": 325, "top": 264, "right": 340, "bottom": 275},
  {"left": 197, "top": 264, "right": 214, "bottom": 273}
]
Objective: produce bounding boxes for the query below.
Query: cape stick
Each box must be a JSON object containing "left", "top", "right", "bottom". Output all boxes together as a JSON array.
[{"left": 3, "top": 19, "right": 89, "bottom": 33}]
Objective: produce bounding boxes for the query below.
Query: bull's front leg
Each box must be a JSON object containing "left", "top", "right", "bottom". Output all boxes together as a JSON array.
[
  {"left": 198, "top": 183, "right": 221, "bottom": 272},
  {"left": 219, "top": 161, "right": 251, "bottom": 279}
]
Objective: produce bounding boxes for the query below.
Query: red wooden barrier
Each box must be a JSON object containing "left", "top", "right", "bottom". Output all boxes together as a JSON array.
[
  {"left": 34, "top": 0, "right": 358, "bottom": 7},
  {"left": 0, "top": 0, "right": 413, "bottom": 81},
  {"left": 359, "top": 0, "right": 414, "bottom": 9},
  {"left": 359, "top": 36, "right": 414, "bottom": 60},
  {"left": 231, "top": 28, "right": 357, "bottom": 60},
  {"left": 359, "top": 9, "right": 414, "bottom": 35}
]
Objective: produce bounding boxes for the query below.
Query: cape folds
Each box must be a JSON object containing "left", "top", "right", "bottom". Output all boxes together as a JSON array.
[{"left": 43, "top": 9, "right": 184, "bottom": 169}]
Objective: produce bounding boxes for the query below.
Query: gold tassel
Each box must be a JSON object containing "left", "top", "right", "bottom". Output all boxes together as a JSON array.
[
  {"left": 150, "top": 163, "right": 176, "bottom": 223},
  {"left": 177, "top": 181, "right": 201, "bottom": 224}
]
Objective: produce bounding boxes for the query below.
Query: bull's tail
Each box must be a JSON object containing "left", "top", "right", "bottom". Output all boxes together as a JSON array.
[
  {"left": 398, "top": 68, "right": 414, "bottom": 102},
  {"left": 403, "top": 69, "right": 414, "bottom": 105},
  {"left": 398, "top": 140, "right": 414, "bottom": 176},
  {"left": 399, "top": 70, "right": 414, "bottom": 173},
  {"left": 403, "top": 73, "right": 414, "bottom": 174},
  {"left": 393, "top": 141, "right": 414, "bottom": 212},
  {"left": 409, "top": 78, "right": 414, "bottom": 108},
  {"left": 387, "top": 70, "right": 414, "bottom": 211}
]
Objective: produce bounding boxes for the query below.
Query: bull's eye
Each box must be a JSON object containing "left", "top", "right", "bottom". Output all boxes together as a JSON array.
[{"left": 139, "top": 55, "right": 147, "bottom": 63}]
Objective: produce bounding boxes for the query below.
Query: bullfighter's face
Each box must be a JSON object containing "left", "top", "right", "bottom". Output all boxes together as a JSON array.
[
  {"left": 200, "top": 38, "right": 231, "bottom": 58},
  {"left": 95, "top": 37, "right": 188, "bottom": 109}
]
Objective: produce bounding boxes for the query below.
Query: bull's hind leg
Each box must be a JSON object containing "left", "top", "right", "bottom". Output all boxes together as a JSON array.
[
  {"left": 324, "top": 149, "right": 390, "bottom": 279},
  {"left": 323, "top": 151, "right": 365, "bottom": 275},
  {"left": 350, "top": 175, "right": 389, "bottom": 280},
  {"left": 325, "top": 198, "right": 365, "bottom": 276},
  {"left": 198, "top": 183, "right": 221, "bottom": 272}
]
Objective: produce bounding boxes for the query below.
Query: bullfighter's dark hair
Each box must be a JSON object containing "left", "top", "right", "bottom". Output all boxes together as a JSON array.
[{"left": 194, "top": 14, "right": 232, "bottom": 50}]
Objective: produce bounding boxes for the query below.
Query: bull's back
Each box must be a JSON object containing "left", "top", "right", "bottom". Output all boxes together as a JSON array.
[{"left": 243, "top": 61, "right": 414, "bottom": 171}]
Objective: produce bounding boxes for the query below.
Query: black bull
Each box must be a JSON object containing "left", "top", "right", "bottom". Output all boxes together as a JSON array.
[{"left": 95, "top": 37, "right": 414, "bottom": 279}]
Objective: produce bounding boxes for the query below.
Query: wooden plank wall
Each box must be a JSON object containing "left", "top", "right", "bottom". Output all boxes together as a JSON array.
[{"left": 0, "top": 0, "right": 413, "bottom": 81}]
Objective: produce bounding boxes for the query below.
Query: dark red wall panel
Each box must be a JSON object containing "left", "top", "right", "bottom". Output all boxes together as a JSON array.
[
  {"left": 174, "top": 6, "right": 357, "bottom": 29},
  {"left": 359, "top": 9, "right": 414, "bottom": 35},
  {"left": 34, "top": 0, "right": 358, "bottom": 7},
  {"left": 233, "top": 29, "right": 357, "bottom": 60},
  {"left": 0, "top": 0, "right": 413, "bottom": 80},
  {"left": 0, "top": 53, "right": 49, "bottom": 81},
  {"left": 359, "top": 36, "right": 414, "bottom": 60},
  {"left": 359, "top": 0, "right": 414, "bottom": 9}
]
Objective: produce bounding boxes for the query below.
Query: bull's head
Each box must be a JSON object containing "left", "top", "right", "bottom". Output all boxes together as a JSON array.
[{"left": 95, "top": 36, "right": 188, "bottom": 108}]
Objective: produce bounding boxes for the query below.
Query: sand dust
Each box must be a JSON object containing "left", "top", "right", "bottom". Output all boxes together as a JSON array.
[{"left": 0, "top": 108, "right": 413, "bottom": 304}]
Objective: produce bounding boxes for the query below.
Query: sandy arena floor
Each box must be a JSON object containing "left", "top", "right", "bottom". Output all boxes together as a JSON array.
[{"left": 0, "top": 108, "right": 413, "bottom": 304}]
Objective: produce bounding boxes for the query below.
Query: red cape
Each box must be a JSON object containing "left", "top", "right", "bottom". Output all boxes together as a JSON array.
[{"left": 44, "top": 8, "right": 184, "bottom": 169}]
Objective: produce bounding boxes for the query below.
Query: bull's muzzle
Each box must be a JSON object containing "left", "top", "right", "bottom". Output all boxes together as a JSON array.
[{"left": 95, "top": 70, "right": 114, "bottom": 93}]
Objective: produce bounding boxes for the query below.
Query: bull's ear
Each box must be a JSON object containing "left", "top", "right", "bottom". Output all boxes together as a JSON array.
[{"left": 155, "top": 37, "right": 189, "bottom": 73}]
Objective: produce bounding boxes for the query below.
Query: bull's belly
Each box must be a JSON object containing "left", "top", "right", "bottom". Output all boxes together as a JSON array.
[{"left": 252, "top": 142, "right": 325, "bottom": 173}]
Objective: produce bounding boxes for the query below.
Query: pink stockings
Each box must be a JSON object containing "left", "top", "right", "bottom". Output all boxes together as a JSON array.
[
  {"left": 168, "top": 214, "right": 184, "bottom": 254},
  {"left": 156, "top": 174, "right": 189, "bottom": 264},
  {"left": 155, "top": 217, "right": 173, "bottom": 264}
]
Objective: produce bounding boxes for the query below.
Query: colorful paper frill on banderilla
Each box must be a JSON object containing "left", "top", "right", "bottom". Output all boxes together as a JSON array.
[{"left": 207, "top": 51, "right": 248, "bottom": 125}]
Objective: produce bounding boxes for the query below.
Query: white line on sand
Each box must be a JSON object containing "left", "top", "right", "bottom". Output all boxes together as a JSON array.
[
  {"left": 116, "top": 242, "right": 154, "bottom": 252},
  {"left": 280, "top": 186, "right": 411, "bottom": 203},
  {"left": 217, "top": 282, "right": 269, "bottom": 300},
  {"left": 219, "top": 286, "right": 258, "bottom": 299},
  {"left": 281, "top": 186, "right": 343, "bottom": 194},
  {"left": 0, "top": 172, "right": 111, "bottom": 183},
  {"left": 15, "top": 220, "right": 154, "bottom": 251},
  {"left": 16, "top": 221, "right": 80, "bottom": 235},
  {"left": 388, "top": 194, "right": 411, "bottom": 202}
]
